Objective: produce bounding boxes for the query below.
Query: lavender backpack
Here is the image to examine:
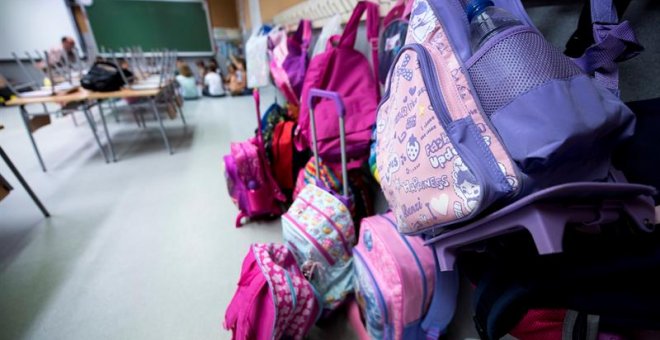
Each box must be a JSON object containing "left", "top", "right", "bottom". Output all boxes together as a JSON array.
[
  {"left": 224, "top": 243, "right": 321, "bottom": 340},
  {"left": 376, "top": 0, "right": 640, "bottom": 234},
  {"left": 268, "top": 20, "right": 312, "bottom": 107},
  {"left": 224, "top": 90, "right": 286, "bottom": 227}
]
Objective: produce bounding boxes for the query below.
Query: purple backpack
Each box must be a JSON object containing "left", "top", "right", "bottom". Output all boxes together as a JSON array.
[
  {"left": 224, "top": 90, "right": 286, "bottom": 227},
  {"left": 296, "top": 1, "right": 380, "bottom": 167},
  {"left": 376, "top": 0, "right": 640, "bottom": 234},
  {"left": 224, "top": 243, "right": 321, "bottom": 340},
  {"left": 268, "top": 20, "right": 312, "bottom": 107}
]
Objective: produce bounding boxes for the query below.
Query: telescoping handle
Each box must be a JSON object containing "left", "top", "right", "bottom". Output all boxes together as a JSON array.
[{"left": 307, "top": 88, "right": 349, "bottom": 197}]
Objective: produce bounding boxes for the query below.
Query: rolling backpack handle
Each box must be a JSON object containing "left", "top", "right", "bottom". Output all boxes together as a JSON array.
[{"left": 308, "top": 88, "right": 349, "bottom": 197}]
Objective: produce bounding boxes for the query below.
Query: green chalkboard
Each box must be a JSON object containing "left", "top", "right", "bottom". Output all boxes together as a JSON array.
[{"left": 87, "top": 0, "right": 212, "bottom": 53}]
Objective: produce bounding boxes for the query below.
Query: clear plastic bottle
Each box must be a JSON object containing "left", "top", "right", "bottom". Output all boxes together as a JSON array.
[{"left": 466, "top": 0, "right": 523, "bottom": 53}]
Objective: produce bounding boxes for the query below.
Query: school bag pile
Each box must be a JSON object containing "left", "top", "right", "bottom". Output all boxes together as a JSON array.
[{"left": 223, "top": 0, "right": 660, "bottom": 338}]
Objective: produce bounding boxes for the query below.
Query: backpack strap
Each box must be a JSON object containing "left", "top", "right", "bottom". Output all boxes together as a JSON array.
[
  {"left": 293, "top": 19, "right": 313, "bottom": 52},
  {"left": 338, "top": 1, "right": 380, "bottom": 89},
  {"left": 420, "top": 249, "right": 460, "bottom": 339},
  {"left": 383, "top": 0, "right": 413, "bottom": 27},
  {"left": 572, "top": 0, "right": 642, "bottom": 93}
]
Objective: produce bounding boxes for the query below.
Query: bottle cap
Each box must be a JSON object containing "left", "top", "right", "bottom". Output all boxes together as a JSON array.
[{"left": 466, "top": 0, "right": 494, "bottom": 21}]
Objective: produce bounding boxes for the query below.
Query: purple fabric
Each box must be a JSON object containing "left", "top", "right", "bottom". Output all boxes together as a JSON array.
[
  {"left": 449, "top": 116, "right": 512, "bottom": 211},
  {"left": 427, "top": 182, "right": 656, "bottom": 271},
  {"left": 428, "top": 0, "right": 472, "bottom": 62},
  {"left": 590, "top": 0, "right": 618, "bottom": 24},
  {"left": 283, "top": 20, "right": 312, "bottom": 101},
  {"left": 572, "top": 21, "right": 643, "bottom": 91},
  {"left": 467, "top": 26, "right": 581, "bottom": 116},
  {"left": 489, "top": 74, "right": 635, "bottom": 193}
]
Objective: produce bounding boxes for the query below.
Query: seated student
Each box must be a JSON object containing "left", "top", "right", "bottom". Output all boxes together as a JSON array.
[
  {"left": 195, "top": 60, "right": 206, "bottom": 84},
  {"left": 203, "top": 65, "right": 225, "bottom": 97},
  {"left": 226, "top": 56, "right": 248, "bottom": 96},
  {"left": 175, "top": 64, "right": 199, "bottom": 100}
]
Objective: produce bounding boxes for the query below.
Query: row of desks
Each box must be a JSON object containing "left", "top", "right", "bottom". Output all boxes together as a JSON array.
[{"left": 5, "top": 84, "right": 186, "bottom": 172}]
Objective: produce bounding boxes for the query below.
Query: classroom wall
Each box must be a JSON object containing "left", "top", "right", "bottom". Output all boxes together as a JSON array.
[{"left": 207, "top": 0, "right": 240, "bottom": 28}]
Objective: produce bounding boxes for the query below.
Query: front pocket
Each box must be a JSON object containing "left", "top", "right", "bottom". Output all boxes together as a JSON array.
[{"left": 376, "top": 45, "right": 514, "bottom": 234}]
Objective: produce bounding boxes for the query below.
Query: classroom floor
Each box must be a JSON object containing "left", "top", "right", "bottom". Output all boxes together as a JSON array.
[{"left": 0, "top": 88, "right": 358, "bottom": 340}]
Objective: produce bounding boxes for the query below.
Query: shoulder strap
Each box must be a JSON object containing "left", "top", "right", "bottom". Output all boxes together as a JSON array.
[
  {"left": 420, "top": 249, "right": 460, "bottom": 339},
  {"left": 572, "top": 0, "right": 642, "bottom": 94},
  {"left": 338, "top": 1, "right": 380, "bottom": 84},
  {"left": 293, "top": 19, "right": 313, "bottom": 51}
]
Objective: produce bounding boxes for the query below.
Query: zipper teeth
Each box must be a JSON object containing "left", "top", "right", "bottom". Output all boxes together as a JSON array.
[
  {"left": 283, "top": 213, "right": 335, "bottom": 266},
  {"left": 381, "top": 215, "right": 428, "bottom": 317},
  {"left": 297, "top": 196, "right": 352, "bottom": 256},
  {"left": 354, "top": 249, "right": 390, "bottom": 335},
  {"left": 411, "top": 44, "right": 452, "bottom": 128}
]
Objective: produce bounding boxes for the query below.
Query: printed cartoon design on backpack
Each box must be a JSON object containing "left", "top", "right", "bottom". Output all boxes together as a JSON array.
[
  {"left": 452, "top": 157, "right": 480, "bottom": 212},
  {"left": 410, "top": 0, "right": 436, "bottom": 43}
]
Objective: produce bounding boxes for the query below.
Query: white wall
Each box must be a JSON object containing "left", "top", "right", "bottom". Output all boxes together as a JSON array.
[{"left": 0, "top": 0, "right": 81, "bottom": 60}]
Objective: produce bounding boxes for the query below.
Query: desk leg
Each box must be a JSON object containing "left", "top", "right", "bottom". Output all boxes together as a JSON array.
[
  {"left": 169, "top": 85, "right": 186, "bottom": 126},
  {"left": 0, "top": 146, "right": 50, "bottom": 217},
  {"left": 82, "top": 106, "right": 110, "bottom": 163},
  {"left": 97, "top": 101, "right": 117, "bottom": 162},
  {"left": 19, "top": 105, "right": 47, "bottom": 172},
  {"left": 149, "top": 97, "right": 172, "bottom": 155}
]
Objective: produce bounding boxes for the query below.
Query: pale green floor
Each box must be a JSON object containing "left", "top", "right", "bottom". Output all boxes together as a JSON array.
[{"left": 0, "top": 88, "right": 358, "bottom": 340}]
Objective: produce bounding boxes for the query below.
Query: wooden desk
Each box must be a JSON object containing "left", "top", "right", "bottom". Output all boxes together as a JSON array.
[
  {"left": 5, "top": 80, "right": 185, "bottom": 169},
  {"left": 5, "top": 89, "right": 110, "bottom": 171}
]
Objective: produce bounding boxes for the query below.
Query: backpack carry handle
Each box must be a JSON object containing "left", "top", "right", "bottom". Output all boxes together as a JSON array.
[
  {"left": 338, "top": 1, "right": 380, "bottom": 92},
  {"left": 308, "top": 88, "right": 349, "bottom": 197}
]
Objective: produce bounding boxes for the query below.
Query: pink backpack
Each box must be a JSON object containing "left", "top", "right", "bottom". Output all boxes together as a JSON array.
[
  {"left": 352, "top": 213, "right": 437, "bottom": 339},
  {"left": 224, "top": 90, "right": 286, "bottom": 227},
  {"left": 268, "top": 20, "right": 312, "bottom": 107},
  {"left": 296, "top": 1, "right": 380, "bottom": 167},
  {"left": 224, "top": 243, "right": 321, "bottom": 340}
]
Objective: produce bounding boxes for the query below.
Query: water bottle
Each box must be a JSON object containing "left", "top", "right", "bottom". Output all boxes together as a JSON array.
[{"left": 466, "top": 0, "right": 523, "bottom": 52}]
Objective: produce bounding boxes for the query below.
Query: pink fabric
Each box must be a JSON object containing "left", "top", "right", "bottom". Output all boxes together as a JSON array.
[
  {"left": 296, "top": 1, "right": 380, "bottom": 166},
  {"left": 353, "top": 213, "right": 435, "bottom": 339},
  {"left": 224, "top": 243, "right": 319, "bottom": 340},
  {"left": 268, "top": 20, "right": 312, "bottom": 106},
  {"left": 376, "top": 0, "right": 520, "bottom": 233}
]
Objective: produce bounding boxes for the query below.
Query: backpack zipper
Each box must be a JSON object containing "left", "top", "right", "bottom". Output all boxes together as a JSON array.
[
  {"left": 297, "top": 195, "right": 352, "bottom": 256},
  {"left": 283, "top": 213, "right": 336, "bottom": 266},
  {"left": 354, "top": 248, "right": 392, "bottom": 340}
]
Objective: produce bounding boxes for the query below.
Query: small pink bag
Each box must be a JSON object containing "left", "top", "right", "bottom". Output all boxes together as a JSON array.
[
  {"left": 224, "top": 90, "right": 286, "bottom": 227},
  {"left": 353, "top": 213, "right": 436, "bottom": 339},
  {"left": 224, "top": 243, "right": 321, "bottom": 340}
]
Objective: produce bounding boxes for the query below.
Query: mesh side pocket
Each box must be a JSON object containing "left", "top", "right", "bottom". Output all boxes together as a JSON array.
[{"left": 467, "top": 30, "right": 582, "bottom": 116}]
